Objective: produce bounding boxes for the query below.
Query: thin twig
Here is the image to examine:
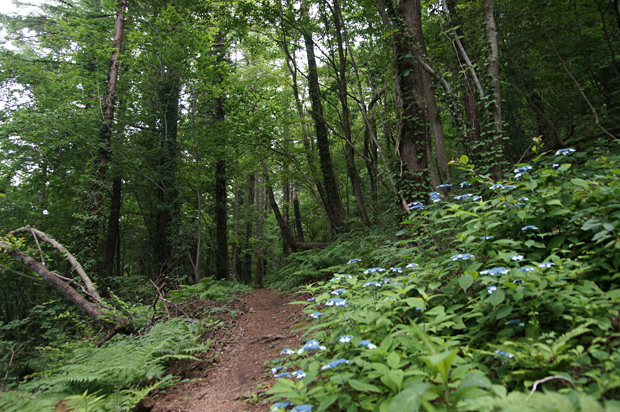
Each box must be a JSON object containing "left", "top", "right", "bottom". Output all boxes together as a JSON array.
[
  {"left": 0, "top": 263, "right": 39, "bottom": 282},
  {"left": 526, "top": 375, "right": 578, "bottom": 401},
  {"left": 26, "top": 225, "right": 45, "bottom": 266},
  {"left": 1, "top": 341, "right": 27, "bottom": 390}
]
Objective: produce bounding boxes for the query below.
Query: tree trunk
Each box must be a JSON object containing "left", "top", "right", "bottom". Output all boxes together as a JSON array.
[
  {"left": 243, "top": 173, "right": 255, "bottom": 284},
  {"left": 255, "top": 176, "right": 265, "bottom": 287},
  {"left": 332, "top": 0, "right": 370, "bottom": 228},
  {"left": 302, "top": 9, "right": 346, "bottom": 229},
  {"left": 103, "top": 176, "right": 122, "bottom": 279},
  {"left": 262, "top": 164, "right": 298, "bottom": 253},
  {"left": 293, "top": 184, "right": 305, "bottom": 243}
]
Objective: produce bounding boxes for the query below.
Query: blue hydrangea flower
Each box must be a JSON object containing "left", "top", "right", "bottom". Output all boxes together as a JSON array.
[
  {"left": 274, "top": 372, "right": 291, "bottom": 378},
  {"left": 480, "top": 235, "right": 494, "bottom": 240},
  {"left": 490, "top": 184, "right": 503, "bottom": 190},
  {"left": 408, "top": 201, "right": 424, "bottom": 210},
  {"left": 298, "top": 340, "right": 326, "bottom": 354},
  {"left": 272, "top": 401, "right": 292, "bottom": 411},
  {"left": 292, "top": 405, "right": 313, "bottom": 412},
  {"left": 473, "top": 196, "right": 483, "bottom": 201},
  {"left": 454, "top": 193, "right": 472, "bottom": 200},
  {"left": 555, "top": 148, "right": 576, "bottom": 156},
  {"left": 280, "top": 348, "right": 295, "bottom": 355},
  {"left": 406, "top": 262, "right": 419, "bottom": 268},
  {"left": 505, "top": 319, "right": 525, "bottom": 326},
  {"left": 480, "top": 267, "right": 509, "bottom": 276},
  {"left": 452, "top": 253, "right": 474, "bottom": 261},
  {"left": 460, "top": 181, "right": 471, "bottom": 188},
  {"left": 519, "top": 196, "right": 529, "bottom": 202},
  {"left": 514, "top": 173, "right": 524, "bottom": 180},
  {"left": 331, "top": 289, "right": 346, "bottom": 295},
  {"left": 385, "top": 296, "right": 396, "bottom": 301},
  {"left": 347, "top": 258, "right": 361, "bottom": 264},
  {"left": 538, "top": 262, "right": 555, "bottom": 269},
  {"left": 363, "top": 267, "right": 385, "bottom": 274},
  {"left": 330, "top": 277, "right": 339, "bottom": 282},
  {"left": 339, "top": 335, "right": 353, "bottom": 343},
  {"left": 359, "top": 340, "right": 377, "bottom": 349},
  {"left": 321, "top": 358, "right": 349, "bottom": 370},
  {"left": 552, "top": 163, "right": 560, "bottom": 168},
  {"left": 508, "top": 255, "right": 524, "bottom": 261},
  {"left": 487, "top": 286, "right": 497, "bottom": 293},
  {"left": 307, "top": 297, "right": 316, "bottom": 302},
  {"left": 502, "top": 185, "right": 517, "bottom": 191},
  {"left": 495, "top": 350, "right": 514, "bottom": 359},
  {"left": 272, "top": 366, "right": 286, "bottom": 374},
  {"left": 514, "top": 166, "right": 533, "bottom": 174},
  {"left": 310, "top": 312, "right": 323, "bottom": 319},
  {"left": 519, "top": 267, "right": 535, "bottom": 272},
  {"left": 381, "top": 277, "right": 390, "bottom": 284},
  {"left": 513, "top": 279, "right": 523, "bottom": 283},
  {"left": 391, "top": 267, "right": 402, "bottom": 273},
  {"left": 431, "top": 197, "right": 442, "bottom": 203},
  {"left": 325, "top": 298, "right": 347, "bottom": 307},
  {"left": 437, "top": 183, "right": 452, "bottom": 188},
  {"left": 522, "top": 225, "right": 538, "bottom": 231},
  {"left": 341, "top": 274, "right": 353, "bottom": 279},
  {"left": 363, "top": 281, "right": 381, "bottom": 287},
  {"left": 292, "top": 370, "right": 306, "bottom": 379}
]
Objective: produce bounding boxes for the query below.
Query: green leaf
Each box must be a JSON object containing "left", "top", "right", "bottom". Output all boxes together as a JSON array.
[
  {"left": 525, "top": 181, "right": 538, "bottom": 190},
  {"left": 547, "top": 235, "right": 566, "bottom": 250},
  {"left": 387, "top": 382, "right": 431, "bottom": 412},
  {"left": 387, "top": 352, "right": 401, "bottom": 369},
  {"left": 460, "top": 155, "right": 469, "bottom": 165},
  {"left": 570, "top": 178, "right": 589, "bottom": 188},
  {"left": 488, "top": 289, "right": 505, "bottom": 307},
  {"left": 349, "top": 379, "right": 383, "bottom": 393},
  {"left": 459, "top": 274, "right": 474, "bottom": 292}
]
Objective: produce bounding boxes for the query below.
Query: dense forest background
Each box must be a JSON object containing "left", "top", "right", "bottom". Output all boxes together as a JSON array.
[{"left": 1, "top": 0, "right": 619, "bottom": 410}]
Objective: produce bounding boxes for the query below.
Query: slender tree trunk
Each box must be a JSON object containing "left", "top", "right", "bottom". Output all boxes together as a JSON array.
[
  {"left": 255, "top": 177, "right": 265, "bottom": 287},
  {"left": 483, "top": 0, "right": 503, "bottom": 177},
  {"left": 293, "top": 184, "right": 305, "bottom": 243},
  {"left": 103, "top": 176, "right": 122, "bottom": 278},
  {"left": 333, "top": 0, "right": 370, "bottom": 227},
  {"left": 243, "top": 173, "right": 255, "bottom": 284},
  {"left": 302, "top": 9, "right": 346, "bottom": 229},
  {"left": 230, "top": 189, "right": 239, "bottom": 281},
  {"left": 282, "top": 179, "right": 290, "bottom": 254},
  {"left": 263, "top": 164, "right": 298, "bottom": 253}
]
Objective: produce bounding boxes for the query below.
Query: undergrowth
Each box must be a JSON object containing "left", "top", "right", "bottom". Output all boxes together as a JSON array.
[{"left": 266, "top": 140, "right": 620, "bottom": 411}]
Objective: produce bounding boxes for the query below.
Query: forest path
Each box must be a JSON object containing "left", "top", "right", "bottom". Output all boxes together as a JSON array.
[{"left": 152, "top": 288, "right": 305, "bottom": 412}]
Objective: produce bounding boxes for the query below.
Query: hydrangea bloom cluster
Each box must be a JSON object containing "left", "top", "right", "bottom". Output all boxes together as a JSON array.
[
  {"left": 325, "top": 298, "right": 347, "bottom": 307},
  {"left": 495, "top": 350, "right": 514, "bottom": 359},
  {"left": 437, "top": 183, "right": 452, "bottom": 189},
  {"left": 359, "top": 340, "right": 377, "bottom": 349},
  {"left": 347, "top": 258, "right": 361, "bottom": 264},
  {"left": 454, "top": 193, "right": 472, "bottom": 200},
  {"left": 406, "top": 262, "right": 419, "bottom": 268},
  {"left": 555, "top": 148, "right": 576, "bottom": 156},
  {"left": 522, "top": 225, "right": 538, "bottom": 231},
  {"left": 363, "top": 267, "right": 385, "bottom": 274},
  {"left": 331, "top": 289, "right": 345, "bottom": 295},
  {"left": 508, "top": 255, "right": 524, "bottom": 261},
  {"left": 480, "top": 266, "right": 509, "bottom": 276},
  {"left": 452, "top": 253, "right": 474, "bottom": 261},
  {"left": 539, "top": 261, "right": 555, "bottom": 268},
  {"left": 321, "top": 358, "right": 349, "bottom": 370},
  {"left": 429, "top": 192, "right": 442, "bottom": 203},
  {"left": 408, "top": 201, "right": 424, "bottom": 210}
]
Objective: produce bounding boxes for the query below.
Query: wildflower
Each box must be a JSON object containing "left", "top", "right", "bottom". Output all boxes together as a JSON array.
[
  {"left": 341, "top": 274, "right": 353, "bottom": 279},
  {"left": 555, "top": 148, "right": 576, "bottom": 156},
  {"left": 480, "top": 267, "right": 509, "bottom": 276},
  {"left": 307, "top": 297, "right": 316, "bottom": 302},
  {"left": 494, "top": 350, "right": 514, "bottom": 359},
  {"left": 513, "top": 279, "right": 523, "bottom": 284},
  {"left": 415, "top": 307, "right": 423, "bottom": 311},
  {"left": 431, "top": 197, "right": 442, "bottom": 203},
  {"left": 508, "top": 255, "right": 524, "bottom": 261},
  {"left": 514, "top": 166, "right": 532, "bottom": 174},
  {"left": 480, "top": 235, "right": 494, "bottom": 240},
  {"left": 272, "top": 401, "right": 292, "bottom": 411},
  {"left": 460, "top": 181, "right": 471, "bottom": 188},
  {"left": 408, "top": 201, "right": 424, "bottom": 208},
  {"left": 502, "top": 185, "right": 517, "bottom": 190},
  {"left": 274, "top": 372, "right": 291, "bottom": 378},
  {"left": 473, "top": 196, "right": 483, "bottom": 201},
  {"left": 454, "top": 193, "right": 472, "bottom": 200},
  {"left": 363, "top": 281, "right": 381, "bottom": 287},
  {"left": 522, "top": 225, "right": 538, "bottom": 231},
  {"left": 292, "top": 370, "right": 306, "bottom": 379},
  {"left": 514, "top": 173, "right": 524, "bottom": 180},
  {"left": 429, "top": 192, "right": 440, "bottom": 197},
  {"left": 347, "top": 258, "right": 361, "bottom": 264},
  {"left": 339, "top": 335, "right": 353, "bottom": 343},
  {"left": 325, "top": 298, "right": 347, "bottom": 307},
  {"left": 519, "top": 196, "right": 529, "bottom": 202},
  {"left": 490, "top": 184, "right": 503, "bottom": 190},
  {"left": 381, "top": 278, "right": 390, "bottom": 284},
  {"left": 519, "top": 267, "right": 535, "bottom": 272},
  {"left": 538, "top": 261, "right": 555, "bottom": 269},
  {"left": 280, "top": 348, "right": 295, "bottom": 355},
  {"left": 292, "top": 405, "right": 314, "bottom": 412},
  {"left": 552, "top": 164, "right": 560, "bottom": 168},
  {"left": 406, "top": 262, "right": 419, "bottom": 268},
  {"left": 298, "top": 340, "right": 326, "bottom": 354},
  {"left": 272, "top": 366, "right": 286, "bottom": 374},
  {"left": 437, "top": 183, "right": 452, "bottom": 188},
  {"left": 451, "top": 253, "right": 474, "bottom": 261},
  {"left": 359, "top": 340, "right": 377, "bottom": 349},
  {"left": 487, "top": 286, "right": 497, "bottom": 293},
  {"left": 363, "top": 267, "right": 385, "bottom": 274},
  {"left": 385, "top": 296, "right": 396, "bottom": 301},
  {"left": 321, "top": 358, "right": 349, "bottom": 370},
  {"left": 331, "top": 289, "right": 346, "bottom": 295},
  {"left": 505, "top": 319, "right": 525, "bottom": 327},
  {"left": 310, "top": 312, "right": 323, "bottom": 319},
  {"left": 391, "top": 267, "right": 402, "bottom": 273}
]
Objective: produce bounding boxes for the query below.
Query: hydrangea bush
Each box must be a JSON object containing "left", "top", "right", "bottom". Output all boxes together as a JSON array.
[{"left": 266, "top": 142, "right": 620, "bottom": 412}]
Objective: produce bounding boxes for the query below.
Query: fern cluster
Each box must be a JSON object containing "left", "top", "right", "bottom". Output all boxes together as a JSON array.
[{"left": 0, "top": 319, "right": 209, "bottom": 412}]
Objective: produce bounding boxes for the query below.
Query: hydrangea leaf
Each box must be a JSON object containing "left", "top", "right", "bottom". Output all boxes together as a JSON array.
[{"left": 459, "top": 274, "right": 474, "bottom": 292}]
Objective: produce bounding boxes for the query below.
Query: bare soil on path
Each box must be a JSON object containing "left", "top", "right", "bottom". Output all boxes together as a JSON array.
[{"left": 152, "top": 288, "right": 305, "bottom": 412}]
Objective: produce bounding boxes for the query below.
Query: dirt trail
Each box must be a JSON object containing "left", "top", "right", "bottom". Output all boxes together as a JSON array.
[{"left": 153, "top": 289, "right": 305, "bottom": 412}]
